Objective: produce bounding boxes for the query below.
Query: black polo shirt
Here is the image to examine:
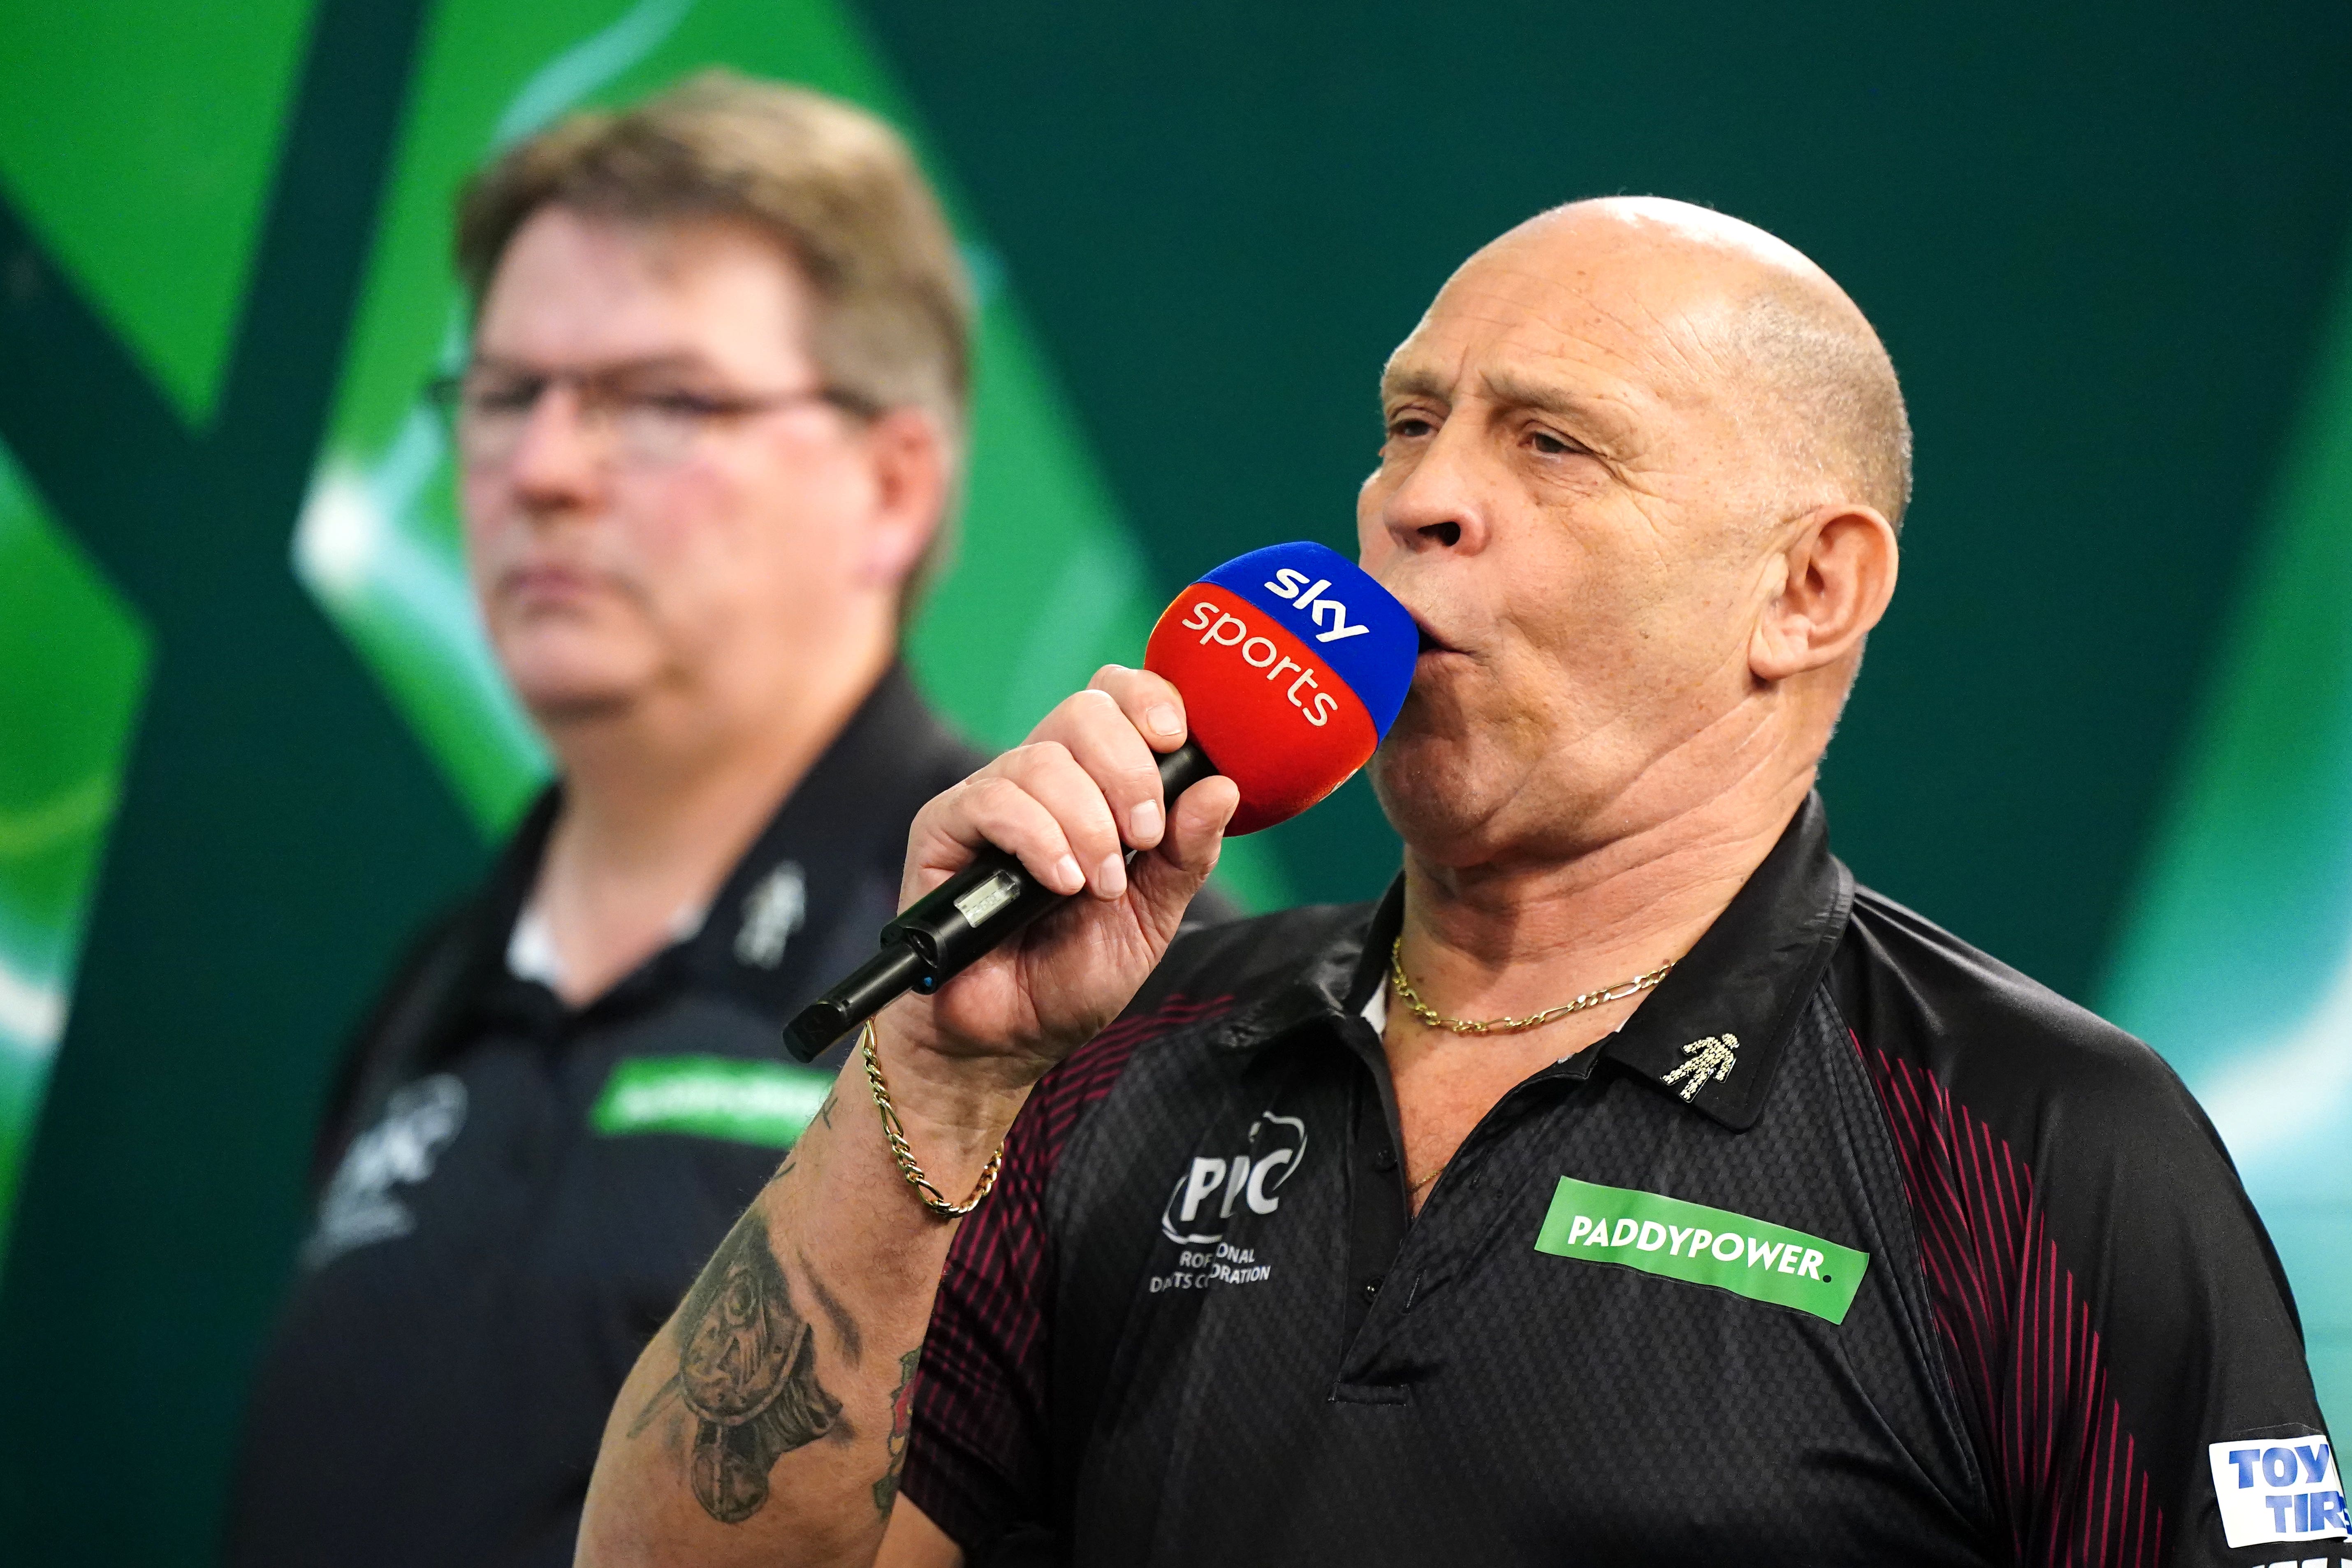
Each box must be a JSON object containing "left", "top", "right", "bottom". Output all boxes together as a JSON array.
[
  {"left": 226, "top": 666, "right": 986, "bottom": 1568},
  {"left": 904, "top": 794, "right": 2345, "bottom": 1566}
]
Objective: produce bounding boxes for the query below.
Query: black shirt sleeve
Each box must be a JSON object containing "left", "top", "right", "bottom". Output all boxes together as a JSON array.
[
  {"left": 899, "top": 1018, "right": 1157, "bottom": 1554},
  {"left": 897, "top": 1084, "right": 1062, "bottom": 1554},
  {"left": 1844, "top": 892, "right": 2342, "bottom": 1568}
]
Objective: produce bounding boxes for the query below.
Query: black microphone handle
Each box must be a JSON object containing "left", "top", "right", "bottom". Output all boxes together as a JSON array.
[{"left": 784, "top": 739, "right": 1221, "bottom": 1061}]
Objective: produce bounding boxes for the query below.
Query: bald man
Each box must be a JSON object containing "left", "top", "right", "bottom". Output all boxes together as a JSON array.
[{"left": 578, "top": 201, "right": 2344, "bottom": 1568}]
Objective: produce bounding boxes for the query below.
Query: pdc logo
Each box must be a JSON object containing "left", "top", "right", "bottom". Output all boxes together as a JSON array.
[{"left": 1160, "top": 1112, "right": 1309, "bottom": 1245}]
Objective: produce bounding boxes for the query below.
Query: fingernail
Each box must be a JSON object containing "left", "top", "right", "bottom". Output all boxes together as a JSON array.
[
  {"left": 1096, "top": 854, "right": 1128, "bottom": 899},
  {"left": 1130, "top": 799, "right": 1163, "bottom": 843},
  {"left": 1147, "top": 704, "right": 1182, "bottom": 738},
  {"left": 1053, "top": 855, "right": 1084, "bottom": 893}
]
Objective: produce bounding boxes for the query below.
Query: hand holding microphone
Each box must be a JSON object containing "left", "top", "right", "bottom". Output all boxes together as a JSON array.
[
  {"left": 784, "top": 542, "right": 1417, "bottom": 1071},
  {"left": 850, "top": 670, "right": 1234, "bottom": 1084}
]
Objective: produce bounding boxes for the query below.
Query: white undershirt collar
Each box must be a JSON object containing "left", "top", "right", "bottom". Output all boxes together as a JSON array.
[{"left": 505, "top": 899, "right": 709, "bottom": 992}]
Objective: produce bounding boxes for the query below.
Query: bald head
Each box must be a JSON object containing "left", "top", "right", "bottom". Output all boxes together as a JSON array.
[
  {"left": 1717, "top": 262, "right": 1913, "bottom": 531},
  {"left": 1462, "top": 197, "right": 1912, "bottom": 529},
  {"left": 1363, "top": 196, "right": 1908, "bottom": 862}
]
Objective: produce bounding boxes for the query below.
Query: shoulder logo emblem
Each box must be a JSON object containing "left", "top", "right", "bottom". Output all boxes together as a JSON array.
[
  {"left": 1662, "top": 1033, "right": 1740, "bottom": 1102},
  {"left": 302, "top": 1074, "right": 468, "bottom": 1269},
  {"left": 735, "top": 863, "right": 806, "bottom": 970},
  {"left": 2208, "top": 1433, "right": 2347, "bottom": 1548}
]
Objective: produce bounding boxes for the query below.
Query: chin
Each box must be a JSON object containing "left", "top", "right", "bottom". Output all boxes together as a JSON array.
[
  {"left": 514, "top": 681, "right": 644, "bottom": 727},
  {"left": 1371, "top": 734, "right": 1505, "bottom": 857},
  {"left": 498, "top": 639, "right": 656, "bottom": 724}
]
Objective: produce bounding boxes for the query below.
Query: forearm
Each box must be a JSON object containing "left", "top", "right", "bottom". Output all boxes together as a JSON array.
[
  {"left": 578, "top": 1022, "right": 1027, "bottom": 1568},
  {"left": 580, "top": 673, "right": 1233, "bottom": 1564}
]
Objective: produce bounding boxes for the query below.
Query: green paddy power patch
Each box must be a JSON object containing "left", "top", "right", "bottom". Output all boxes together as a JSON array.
[
  {"left": 591, "top": 1055, "right": 831, "bottom": 1148},
  {"left": 1534, "top": 1175, "right": 1869, "bottom": 1324}
]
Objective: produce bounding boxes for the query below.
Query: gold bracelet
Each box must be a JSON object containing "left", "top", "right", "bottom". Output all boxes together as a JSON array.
[{"left": 859, "top": 1021, "right": 1005, "bottom": 1219}]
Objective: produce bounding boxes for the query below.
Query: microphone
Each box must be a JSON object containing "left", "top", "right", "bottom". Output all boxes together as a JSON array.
[{"left": 783, "top": 542, "right": 1417, "bottom": 1060}]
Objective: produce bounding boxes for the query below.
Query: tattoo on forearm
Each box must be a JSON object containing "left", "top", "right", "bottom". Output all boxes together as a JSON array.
[
  {"left": 632, "top": 1204, "right": 842, "bottom": 1524},
  {"left": 799, "top": 1248, "right": 862, "bottom": 1366},
  {"left": 874, "top": 1349, "right": 920, "bottom": 1515}
]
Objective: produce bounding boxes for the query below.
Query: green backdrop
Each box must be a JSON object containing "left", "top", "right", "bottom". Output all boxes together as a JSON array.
[{"left": 2, "top": 1, "right": 2348, "bottom": 1558}]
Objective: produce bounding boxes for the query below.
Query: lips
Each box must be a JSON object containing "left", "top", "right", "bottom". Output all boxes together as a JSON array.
[
  {"left": 1407, "top": 609, "right": 1461, "bottom": 658},
  {"left": 501, "top": 561, "right": 601, "bottom": 601}
]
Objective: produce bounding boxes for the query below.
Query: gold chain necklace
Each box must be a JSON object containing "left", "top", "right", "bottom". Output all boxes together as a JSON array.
[{"left": 1388, "top": 936, "right": 1675, "bottom": 1036}]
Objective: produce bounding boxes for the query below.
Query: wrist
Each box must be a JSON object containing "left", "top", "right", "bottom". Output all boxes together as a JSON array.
[
  {"left": 866, "top": 1010, "right": 1035, "bottom": 1153},
  {"left": 860, "top": 1019, "right": 1030, "bottom": 1222}
]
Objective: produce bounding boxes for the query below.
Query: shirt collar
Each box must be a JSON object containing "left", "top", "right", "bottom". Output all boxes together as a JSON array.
[
  {"left": 1204, "top": 878, "right": 1405, "bottom": 1052},
  {"left": 1593, "top": 792, "right": 1853, "bottom": 1129},
  {"left": 455, "top": 662, "right": 976, "bottom": 1038},
  {"left": 676, "top": 660, "right": 977, "bottom": 1015},
  {"left": 1229, "top": 792, "right": 1853, "bottom": 1132}
]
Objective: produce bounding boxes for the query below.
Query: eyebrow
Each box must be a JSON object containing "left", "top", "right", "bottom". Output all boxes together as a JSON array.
[
  {"left": 1382, "top": 362, "right": 1641, "bottom": 457},
  {"left": 1482, "top": 368, "right": 1644, "bottom": 454},
  {"left": 467, "top": 352, "right": 718, "bottom": 380},
  {"left": 1380, "top": 364, "right": 1453, "bottom": 405}
]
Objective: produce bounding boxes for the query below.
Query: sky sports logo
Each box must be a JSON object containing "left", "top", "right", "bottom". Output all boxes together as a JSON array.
[
  {"left": 1258, "top": 565, "right": 1376, "bottom": 643},
  {"left": 2209, "top": 1434, "right": 2348, "bottom": 1549},
  {"left": 1174, "top": 596, "right": 1345, "bottom": 727},
  {"left": 1193, "top": 541, "right": 1416, "bottom": 736},
  {"left": 1143, "top": 542, "right": 1417, "bottom": 835},
  {"left": 1169, "top": 557, "right": 1405, "bottom": 727}
]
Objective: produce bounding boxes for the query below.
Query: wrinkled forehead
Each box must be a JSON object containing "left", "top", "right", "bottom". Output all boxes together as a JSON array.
[{"left": 1382, "top": 226, "right": 1748, "bottom": 450}]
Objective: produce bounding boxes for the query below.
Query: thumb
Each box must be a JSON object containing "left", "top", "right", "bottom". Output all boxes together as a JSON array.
[{"left": 1130, "top": 775, "right": 1240, "bottom": 934}]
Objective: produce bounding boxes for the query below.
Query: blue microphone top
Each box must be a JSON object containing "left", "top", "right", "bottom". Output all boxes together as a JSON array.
[{"left": 1200, "top": 542, "right": 1418, "bottom": 737}]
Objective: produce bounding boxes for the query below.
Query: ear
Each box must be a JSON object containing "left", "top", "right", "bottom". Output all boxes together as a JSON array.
[
  {"left": 1748, "top": 503, "right": 1899, "bottom": 683},
  {"left": 853, "top": 405, "right": 953, "bottom": 593}
]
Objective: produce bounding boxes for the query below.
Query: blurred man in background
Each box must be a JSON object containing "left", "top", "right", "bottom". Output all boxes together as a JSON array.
[{"left": 227, "top": 72, "right": 994, "bottom": 1567}]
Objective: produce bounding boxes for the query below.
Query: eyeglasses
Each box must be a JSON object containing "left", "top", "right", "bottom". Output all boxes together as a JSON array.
[{"left": 424, "top": 363, "right": 881, "bottom": 469}]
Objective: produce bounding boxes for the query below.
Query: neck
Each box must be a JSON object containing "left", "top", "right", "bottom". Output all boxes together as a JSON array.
[
  {"left": 1398, "top": 734, "right": 1818, "bottom": 1023},
  {"left": 529, "top": 635, "right": 892, "bottom": 1003}
]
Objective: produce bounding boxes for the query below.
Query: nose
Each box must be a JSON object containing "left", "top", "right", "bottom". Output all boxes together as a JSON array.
[
  {"left": 1375, "top": 415, "right": 1489, "bottom": 557},
  {"left": 502, "top": 382, "right": 607, "bottom": 509}
]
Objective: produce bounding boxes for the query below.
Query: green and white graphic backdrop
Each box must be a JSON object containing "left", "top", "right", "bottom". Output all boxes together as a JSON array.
[
  {"left": 295, "top": 0, "right": 1295, "bottom": 883},
  {"left": 0, "top": 0, "right": 1293, "bottom": 1261},
  {"left": 2102, "top": 272, "right": 2352, "bottom": 1431},
  {"left": 0, "top": 450, "right": 146, "bottom": 1242}
]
